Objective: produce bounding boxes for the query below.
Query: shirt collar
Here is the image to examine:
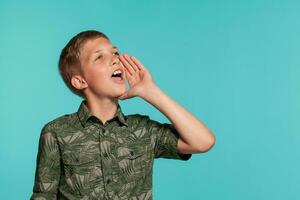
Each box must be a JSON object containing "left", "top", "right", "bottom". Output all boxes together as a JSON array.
[{"left": 77, "top": 99, "right": 128, "bottom": 128}]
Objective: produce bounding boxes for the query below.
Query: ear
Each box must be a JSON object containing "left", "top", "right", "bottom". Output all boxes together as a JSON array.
[{"left": 71, "top": 75, "right": 88, "bottom": 90}]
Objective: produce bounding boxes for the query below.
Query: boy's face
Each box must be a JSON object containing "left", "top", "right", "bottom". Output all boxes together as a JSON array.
[{"left": 77, "top": 37, "right": 126, "bottom": 99}]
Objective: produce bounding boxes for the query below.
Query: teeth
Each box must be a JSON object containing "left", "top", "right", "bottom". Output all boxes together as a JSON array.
[{"left": 113, "top": 70, "right": 122, "bottom": 75}]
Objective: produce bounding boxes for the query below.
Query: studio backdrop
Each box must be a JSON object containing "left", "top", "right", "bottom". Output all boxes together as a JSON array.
[{"left": 0, "top": 1, "right": 299, "bottom": 199}]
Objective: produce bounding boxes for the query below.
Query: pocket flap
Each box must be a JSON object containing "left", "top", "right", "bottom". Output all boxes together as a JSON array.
[
  {"left": 126, "top": 148, "right": 144, "bottom": 160},
  {"left": 62, "top": 152, "right": 95, "bottom": 165}
]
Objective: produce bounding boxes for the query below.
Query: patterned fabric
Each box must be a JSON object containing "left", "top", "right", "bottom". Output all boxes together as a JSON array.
[{"left": 30, "top": 100, "right": 192, "bottom": 200}]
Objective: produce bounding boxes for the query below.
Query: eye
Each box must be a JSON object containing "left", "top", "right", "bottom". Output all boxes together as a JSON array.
[
  {"left": 113, "top": 51, "right": 120, "bottom": 56},
  {"left": 95, "top": 55, "right": 102, "bottom": 60}
]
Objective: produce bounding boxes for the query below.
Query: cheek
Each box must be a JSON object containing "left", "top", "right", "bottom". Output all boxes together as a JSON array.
[{"left": 87, "top": 68, "right": 110, "bottom": 85}]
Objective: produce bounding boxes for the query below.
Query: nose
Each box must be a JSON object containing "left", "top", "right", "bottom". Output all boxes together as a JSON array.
[{"left": 112, "top": 54, "right": 120, "bottom": 66}]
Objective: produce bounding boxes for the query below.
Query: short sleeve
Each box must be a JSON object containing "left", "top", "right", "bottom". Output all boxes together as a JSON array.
[
  {"left": 30, "top": 124, "right": 61, "bottom": 199},
  {"left": 145, "top": 116, "right": 192, "bottom": 161}
]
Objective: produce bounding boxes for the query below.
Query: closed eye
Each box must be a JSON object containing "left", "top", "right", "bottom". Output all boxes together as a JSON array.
[
  {"left": 94, "top": 51, "right": 119, "bottom": 62},
  {"left": 95, "top": 55, "right": 102, "bottom": 60}
]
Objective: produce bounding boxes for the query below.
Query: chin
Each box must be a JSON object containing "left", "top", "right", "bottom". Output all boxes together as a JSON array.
[{"left": 113, "top": 88, "right": 126, "bottom": 97}]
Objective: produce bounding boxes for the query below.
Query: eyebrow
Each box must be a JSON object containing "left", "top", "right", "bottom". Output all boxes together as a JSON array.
[{"left": 93, "top": 46, "right": 118, "bottom": 54}]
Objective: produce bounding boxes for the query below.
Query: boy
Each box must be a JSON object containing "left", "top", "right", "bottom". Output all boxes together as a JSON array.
[{"left": 30, "top": 30, "right": 215, "bottom": 200}]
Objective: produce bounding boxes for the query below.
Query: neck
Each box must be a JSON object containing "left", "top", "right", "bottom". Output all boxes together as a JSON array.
[{"left": 85, "top": 95, "right": 119, "bottom": 125}]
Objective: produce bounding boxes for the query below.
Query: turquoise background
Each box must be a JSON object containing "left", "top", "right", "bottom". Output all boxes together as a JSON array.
[{"left": 0, "top": 0, "right": 299, "bottom": 199}]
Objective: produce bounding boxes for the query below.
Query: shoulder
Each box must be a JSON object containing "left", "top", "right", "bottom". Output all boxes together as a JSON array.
[
  {"left": 126, "top": 113, "right": 149, "bottom": 121},
  {"left": 125, "top": 113, "right": 152, "bottom": 128},
  {"left": 40, "top": 113, "right": 73, "bottom": 135},
  {"left": 126, "top": 113, "right": 149, "bottom": 126},
  {"left": 125, "top": 113, "right": 165, "bottom": 129}
]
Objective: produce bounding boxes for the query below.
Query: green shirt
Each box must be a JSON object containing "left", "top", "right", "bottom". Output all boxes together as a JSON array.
[{"left": 31, "top": 100, "right": 192, "bottom": 200}]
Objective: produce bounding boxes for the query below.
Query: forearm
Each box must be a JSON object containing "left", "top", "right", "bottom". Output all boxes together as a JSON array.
[{"left": 141, "top": 84, "right": 215, "bottom": 151}]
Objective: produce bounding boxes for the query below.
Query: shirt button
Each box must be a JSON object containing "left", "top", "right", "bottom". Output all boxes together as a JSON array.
[
  {"left": 106, "top": 178, "right": 111, "bottom": 184},
  {"left": 104, "top": 130, "right": 109, "bottom": 135}
]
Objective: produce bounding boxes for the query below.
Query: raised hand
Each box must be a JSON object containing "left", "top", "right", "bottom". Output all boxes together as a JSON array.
[{"left": 118, "top": 54, "right": 156, "bottom": 100}]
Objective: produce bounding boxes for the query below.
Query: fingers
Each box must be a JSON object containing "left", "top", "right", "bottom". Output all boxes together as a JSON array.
[
  {"left": 119, "top": 54, "right": 146, "bottom": 75},
  {"left": 130, "top": 56, "right": 146, "bottom": 71},
  {"left": 120, "top": 61, "right": 131, "bottom": 79},
  {"left": 119, "top": 55, "right": 135, "bottom": 76},
  {"left": 123, "top": 54, "right": 139, "bottom": 72}
]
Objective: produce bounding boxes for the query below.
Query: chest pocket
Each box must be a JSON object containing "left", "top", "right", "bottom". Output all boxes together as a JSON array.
[
  {"left": 61, "top": 151, "right": 101, "bottom": 193},
  {"left": 117, "top": 145, "right": 148, "bottom": 183}
]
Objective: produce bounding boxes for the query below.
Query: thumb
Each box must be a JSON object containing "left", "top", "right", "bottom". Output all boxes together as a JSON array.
[{"left": 118, "top": 91, "right": 129, "bottom": 100}]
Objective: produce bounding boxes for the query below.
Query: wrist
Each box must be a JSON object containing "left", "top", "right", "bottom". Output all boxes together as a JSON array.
[{"left": 140, "top": 84, "right": 162, "bottom": 102}]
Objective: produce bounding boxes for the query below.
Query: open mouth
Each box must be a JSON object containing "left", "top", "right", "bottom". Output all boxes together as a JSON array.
[{"left": 111, "top": 69, "right": 124, "bottom": 81}]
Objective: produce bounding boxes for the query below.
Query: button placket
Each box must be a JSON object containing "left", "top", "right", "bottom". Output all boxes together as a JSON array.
[{"left": 98, "top": 126, "right": 115, "bottom": 192}]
